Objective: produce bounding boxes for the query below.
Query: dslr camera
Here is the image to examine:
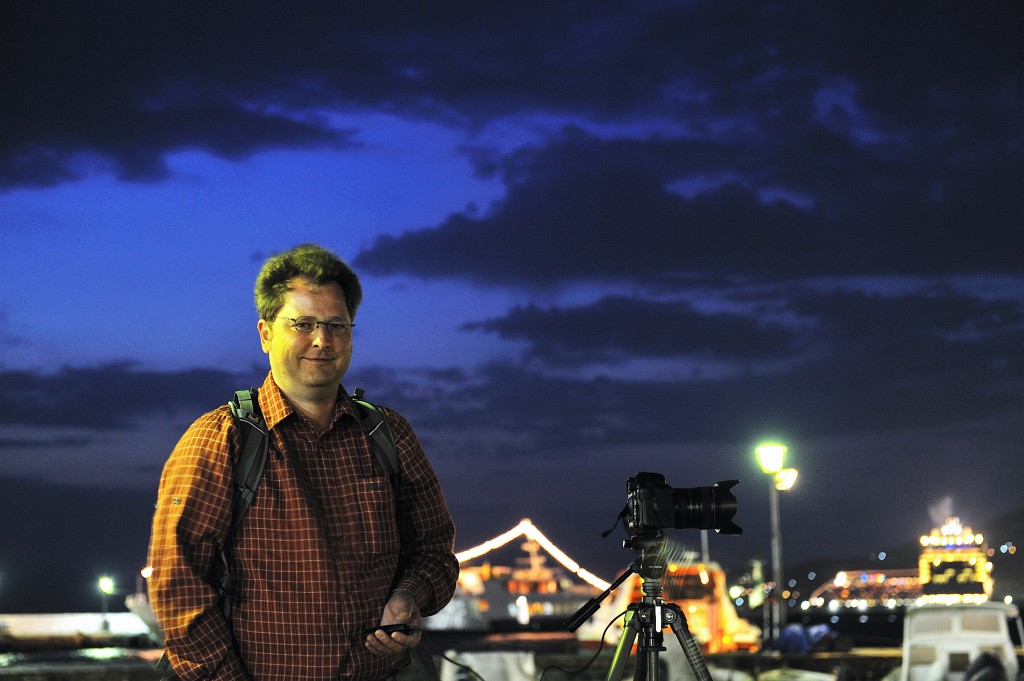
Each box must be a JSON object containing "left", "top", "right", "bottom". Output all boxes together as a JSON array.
[{"left": 626, "top": 472, "right": 741, "bottom": 536}]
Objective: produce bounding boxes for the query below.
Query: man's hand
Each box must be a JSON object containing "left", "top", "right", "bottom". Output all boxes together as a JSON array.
[{"left": 364, "top": 590, "right": 422, "bottom": 656}]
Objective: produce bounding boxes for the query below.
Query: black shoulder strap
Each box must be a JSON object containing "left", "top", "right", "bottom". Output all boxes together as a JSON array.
[
  {"left": 217, "top": 389, "right": 268, "bottom": 616},
  {"left": 227, "top": 388, "right": 270, "bottom": 532},
  {"left": 351, "top": 387, "right": 400, "bottom": 489},
  {"left": 157, "top": 389, "right": 268, "bottom": 674}
]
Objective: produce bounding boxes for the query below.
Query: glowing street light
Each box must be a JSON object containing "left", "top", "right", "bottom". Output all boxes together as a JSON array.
[
  {"left": 757, "top": 443, "right": 786, "bottom": 475},
  {"left": 756, "top": 442, "right": 798, "bottom": 643},
  {"left": 98, "top": 576, "right": 115, "bottom": 632},
  {"left": 774, "top": 468, "right": 798, "bottom": 492}
]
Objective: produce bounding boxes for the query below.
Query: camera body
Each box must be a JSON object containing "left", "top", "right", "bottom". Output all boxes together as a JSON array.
[{"left": 626, "top": 472, "right": 741, "bottom": 536}]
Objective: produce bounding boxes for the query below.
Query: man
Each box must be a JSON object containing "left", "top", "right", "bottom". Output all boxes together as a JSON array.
[{"left": 148, "top": 244, "right": 458, "bottom": 680}]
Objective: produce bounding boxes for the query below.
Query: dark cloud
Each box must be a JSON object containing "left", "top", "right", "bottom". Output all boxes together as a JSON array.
[
  {"left": 0, "top": 436, "right": 91, "bottom": 449},
  {"left": 4, "top": 2, "right": 1021, "bottom": 190},
  {"left": 801, "top": 3, "right": 1024, "bottom": 135},
  {"left": 367, "top": 285, "right": 1024, "bottom": 455},
  {"left": 0, "top": 363, "right": 253, "bottom": 428},
  {"left": 356, "top": 128, "right": 1024, "bottom": 284},
  {"left": 3, "top": 277, "right": 1017, "bottom": 465},
  {"left": 462, "top": 295, "right": 798, "bottom": 366},
  {"left": 1, "top": 2, "right": 364, "bottom": 187}
]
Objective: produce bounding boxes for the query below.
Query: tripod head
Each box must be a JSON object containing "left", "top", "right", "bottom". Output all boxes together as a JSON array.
[
  {"left": 623, "top": 532, "right": 668, "bottom": 582},
  {"left": 562, "top": 530, "right": 670, "bottom": 631}
]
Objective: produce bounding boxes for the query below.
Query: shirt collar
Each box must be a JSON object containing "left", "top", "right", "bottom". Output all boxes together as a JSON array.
[{"left": 258, "top": 371, "right": 357, "bottom": 431}]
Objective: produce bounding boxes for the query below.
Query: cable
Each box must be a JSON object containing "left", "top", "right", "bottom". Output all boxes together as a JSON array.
[
  {"left": 419, "top": 630, "right": 486, "bottom": 681},
  {"left": 419, "top": 612, "right": 627, "bottom": 681},
  {"left": 538, "top": 610, "right": 628, "bottom": 681}
]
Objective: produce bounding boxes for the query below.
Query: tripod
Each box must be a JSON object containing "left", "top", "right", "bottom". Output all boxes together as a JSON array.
[{"left": 565, "top": 534, "right": 713, "bottom": 681}]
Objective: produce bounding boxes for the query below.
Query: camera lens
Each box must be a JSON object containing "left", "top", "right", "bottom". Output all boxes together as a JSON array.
[{"left": 673, "top": 481, "right": 741, "bottom": 534}]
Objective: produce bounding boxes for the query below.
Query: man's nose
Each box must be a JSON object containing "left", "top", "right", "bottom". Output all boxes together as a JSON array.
[{"left": 311, "top": 326, "right": 333, "bottom": 347}]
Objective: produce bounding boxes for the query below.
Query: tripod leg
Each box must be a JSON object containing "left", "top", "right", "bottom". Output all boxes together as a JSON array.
[
  {"left": 668, "top": 615, "right": 713, "bottom": 681},
  {"left": 605, "top": 611, "right": 640, "bottom": 681},
  {"left": 641, "top": 647, "right": 660, "bottom": 681}
]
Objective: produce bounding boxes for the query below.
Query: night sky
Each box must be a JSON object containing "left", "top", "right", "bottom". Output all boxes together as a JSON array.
[{"left": 1, "top": 1, "right": 1022, "bottom": 614}]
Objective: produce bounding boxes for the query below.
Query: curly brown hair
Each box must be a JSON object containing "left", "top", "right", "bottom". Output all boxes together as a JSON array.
[{"left": 254, "top": 243, "right": 363, "bottom": 321}]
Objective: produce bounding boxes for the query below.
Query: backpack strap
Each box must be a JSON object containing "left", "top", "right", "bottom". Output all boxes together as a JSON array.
[
  {"left": 351, "top": 387, "right": 400, "bottom": 492},
  {"left": 217, "top": 389, "right": 269, "bottom": 617},
  {"left": 158, "top": 388, "right": 268, "bottom": 674},
  {"left": 228, "top": 389, "right": 269, "bottom": 530}
]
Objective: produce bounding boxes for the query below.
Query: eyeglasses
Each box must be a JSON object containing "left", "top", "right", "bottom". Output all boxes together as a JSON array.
[{"left": 278, "top": 316, "right": 356, "bottom": 338}]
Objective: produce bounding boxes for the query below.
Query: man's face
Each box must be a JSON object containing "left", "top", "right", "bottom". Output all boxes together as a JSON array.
[{"left": 257, "top": 277, "right": 353, "bottom": 402}]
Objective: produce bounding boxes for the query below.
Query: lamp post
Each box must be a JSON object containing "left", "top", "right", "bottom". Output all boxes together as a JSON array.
[
  {"left": 98, "top": 576, "right": 115, "bottom": 632},
  {"left": 756, "top": 443, "right": 797, "bottom": 643}
]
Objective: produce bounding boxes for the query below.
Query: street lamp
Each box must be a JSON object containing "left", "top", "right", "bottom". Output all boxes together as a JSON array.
[
  {"left": 756, "top": 442, "right": 798, "bottom": 643},
  {"left": 98, "top": 576, "right": 115, "bottom": 632}
]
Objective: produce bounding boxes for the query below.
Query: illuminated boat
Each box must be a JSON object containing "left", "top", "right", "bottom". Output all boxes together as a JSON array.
[
  {"left": 424, "top": 519, "right": 606, "bottom": 632},
  {"left": 807, "top": 517, "right": 996, "bottom": 611},
  {"left": 917, "top": 517, "right": 993, "bottom": 606}
]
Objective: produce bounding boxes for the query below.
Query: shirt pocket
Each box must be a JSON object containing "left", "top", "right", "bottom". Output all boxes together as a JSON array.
[{"left": 359, "top": 476, "right": 399, "bottom": 555}]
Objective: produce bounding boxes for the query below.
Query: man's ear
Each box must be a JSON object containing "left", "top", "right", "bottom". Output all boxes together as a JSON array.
[{"left": 257, "top": 319, "right": 272, "bottom": 354}]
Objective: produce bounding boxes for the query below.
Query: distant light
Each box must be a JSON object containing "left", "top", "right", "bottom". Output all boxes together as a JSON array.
[
  {"left": 140, "top": 566, "right": 153, "bottom": 579},
  {"left": 515, "top": 596, "right": 529, "bottom": 626},
  {"left": 82, "top": 649, "right": 124, "bottom": 661},
  {"left": 98, "top": 577, "right": 115, "bottom": 594},
  {"left": 807, "top": 571, "right": 816, "bottom": 580},
  {"left": 878, "top": 552, "right": 887, "bottom": 560}
]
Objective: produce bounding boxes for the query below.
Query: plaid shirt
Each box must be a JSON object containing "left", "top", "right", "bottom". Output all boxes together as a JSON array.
[{"left": 148, "top": 372, "right": 458, "bottom": 681}]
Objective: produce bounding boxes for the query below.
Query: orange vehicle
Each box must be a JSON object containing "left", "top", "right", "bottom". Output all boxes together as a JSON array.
[{"left": 624, "top": 560, "right": 761, "bottom": 654}]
